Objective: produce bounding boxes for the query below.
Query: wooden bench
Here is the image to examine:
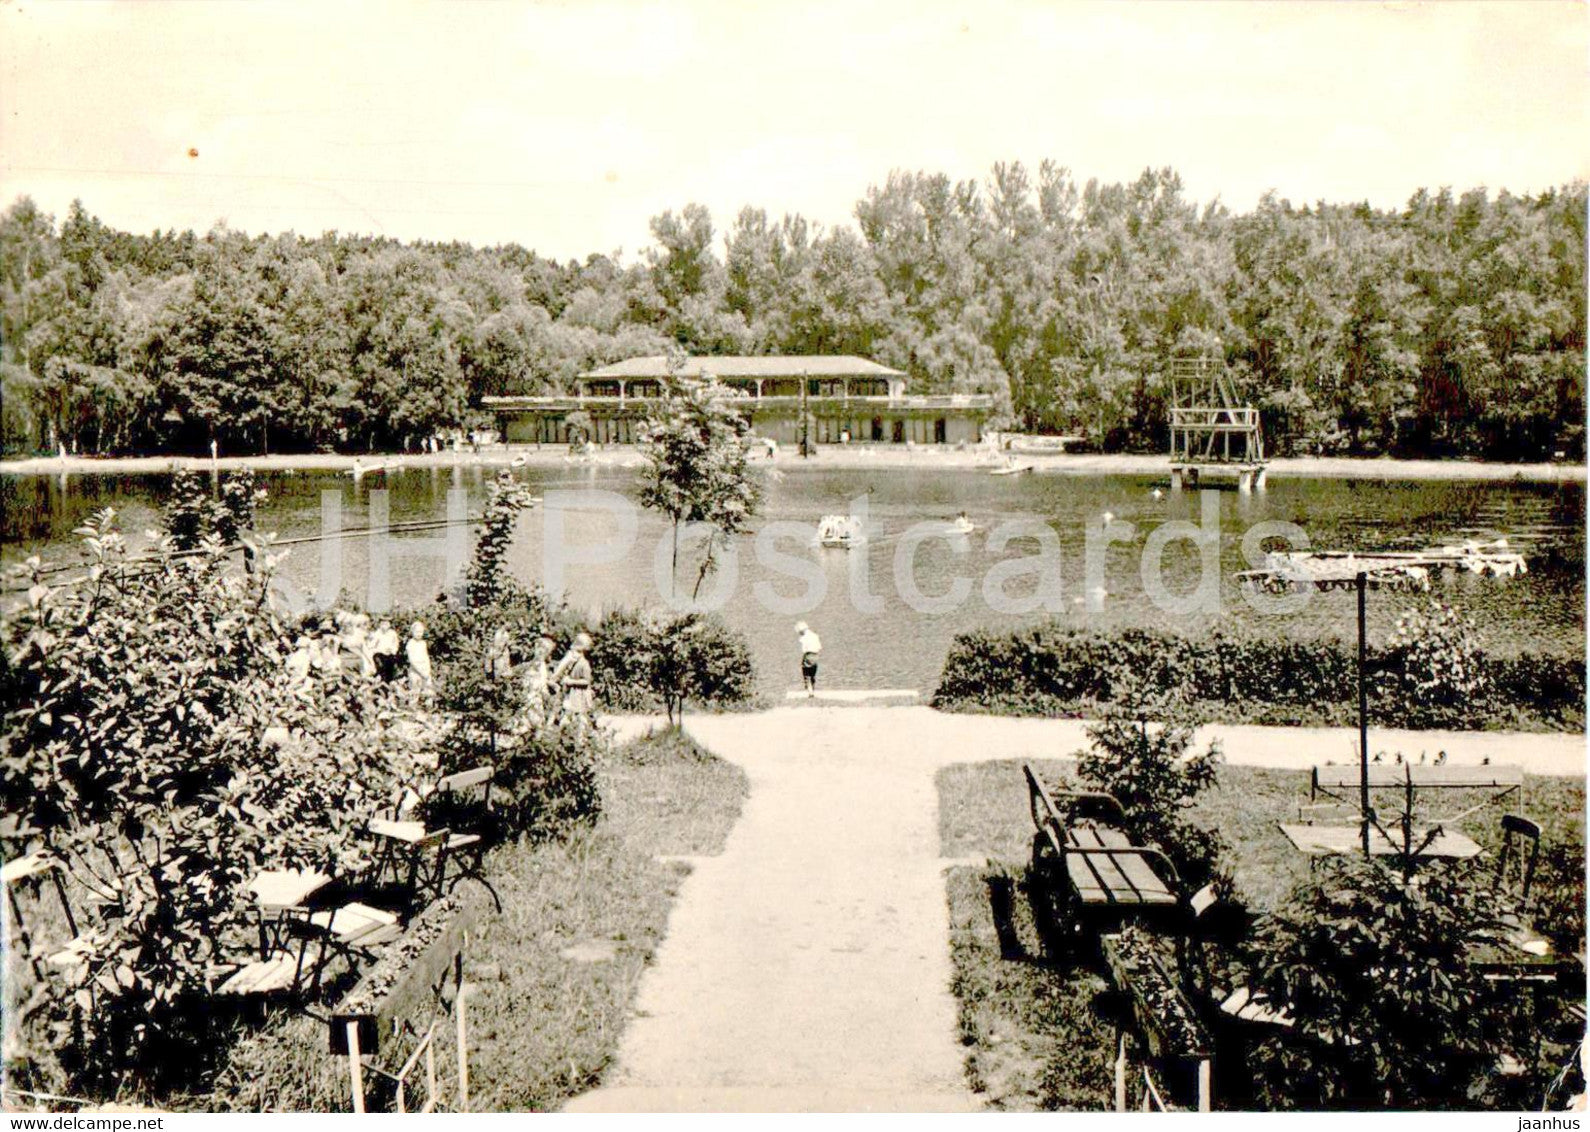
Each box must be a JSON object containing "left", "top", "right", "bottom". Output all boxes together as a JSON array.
[{"left": 1023, "top": 765, "right": 1183, "bottom": 935}]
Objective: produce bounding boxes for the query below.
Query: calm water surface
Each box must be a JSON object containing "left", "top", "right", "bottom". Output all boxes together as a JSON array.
[{"left": 3, "top": 465, "right": 1583, "bottom": 692}]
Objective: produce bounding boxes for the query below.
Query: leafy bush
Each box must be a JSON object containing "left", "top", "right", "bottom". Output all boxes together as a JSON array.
[
  {"left": 589, "top": 609, "right": 756, "bottom": 722},
  {"left": 1237, "top": 856, "right": 1517, "bottom": 1110},
  {"left": 1, "top": 511, "right": 435, "bottom": 1088},
  {"left": 933, "top": 623, "right": 1582, "bottom": 731},
  {"left": 1073, "top": 674, "right": 1226, "bottom": 891},
  {"left": 488, "top": 717, "right": 603, "bottom": 840},
  {"left": 429, "top": 625, "right": 602, "bottom": 841},
  {"left": 1529, "top": 843, "right": 1588, "bottom": 961}
]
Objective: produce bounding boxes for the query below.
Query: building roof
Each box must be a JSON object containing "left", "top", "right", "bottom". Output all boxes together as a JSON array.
[{"left": 579, "top": 355, "right": 905, "bottom": 381}]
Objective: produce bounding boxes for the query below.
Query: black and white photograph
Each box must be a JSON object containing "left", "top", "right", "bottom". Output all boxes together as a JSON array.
[{"left": 0, "top": 0, "right": 1586, "bottom": 1117}]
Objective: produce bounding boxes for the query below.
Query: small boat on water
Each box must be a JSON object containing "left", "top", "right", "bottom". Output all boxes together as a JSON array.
[
  {"left": 990, "top": 462, "right": 1034, "bottom": 477},
  {"left": 817, "top": 514, "right": 864, "bottom": 549},
  {"left": 349, "top": 458, "right": 401, "bottom": 479}
]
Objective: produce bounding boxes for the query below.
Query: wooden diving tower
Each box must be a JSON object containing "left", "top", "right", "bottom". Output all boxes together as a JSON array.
[{"left": 1167, "top": 355, "right": 1266, "bottom": 492}]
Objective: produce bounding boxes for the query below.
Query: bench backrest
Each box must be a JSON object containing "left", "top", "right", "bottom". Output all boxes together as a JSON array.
[
  {"left": 436, "top": 766, "right": 494, "bottom": 795},
  {"left": 1024, "top": 764, "right": 1062, "bottom": 833}
]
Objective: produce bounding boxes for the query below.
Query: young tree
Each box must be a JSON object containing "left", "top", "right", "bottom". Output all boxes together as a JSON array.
[
  {"left": 463, "top": 470, "right": 536, "bottom": 607},
  {"left": 1074, "top": 673, "right": 1225, "bottom": 889},
  {"left": 637, "top": 363, "right": 761, "bottom": 600}
]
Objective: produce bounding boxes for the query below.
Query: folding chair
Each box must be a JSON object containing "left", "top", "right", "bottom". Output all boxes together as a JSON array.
[
  {"left": 1492, "top": 813, "right": 1542, "bottom": 914},
  {"left": 2, "top": 853, "right": 78, "bottom": 974},
  {"left": 427, "top": 767, "right": 502, "bottom": 913},
  {"left": 298, "top": 902, "right": 403, "bottom": 992},
  {"left": 366, "top": 821, "right": 452, "bottom": 912},
  {"left": 216, "top": 909, "right": 320, "bottom": 999}
]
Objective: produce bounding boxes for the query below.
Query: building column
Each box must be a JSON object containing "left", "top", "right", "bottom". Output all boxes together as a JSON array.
[
  {"left": 618, "top": 380, "right": 626, "bottom": 404},
  {"left": 756, "top": 379, "right": 764, "bottom": 398}
]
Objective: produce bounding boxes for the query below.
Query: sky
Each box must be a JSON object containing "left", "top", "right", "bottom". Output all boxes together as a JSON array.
[{"left": 1, "top": 0, "right": 1586, "bottom": 262}]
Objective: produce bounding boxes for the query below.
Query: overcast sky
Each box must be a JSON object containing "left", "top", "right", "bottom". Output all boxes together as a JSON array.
[{"left": 2, "top": 0, "right": 1585, "bottom": 262}]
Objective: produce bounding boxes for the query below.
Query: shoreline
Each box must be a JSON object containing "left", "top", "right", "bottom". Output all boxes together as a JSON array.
[{"left": 1, "top": 447, "right": 1584, "bottom": 483}]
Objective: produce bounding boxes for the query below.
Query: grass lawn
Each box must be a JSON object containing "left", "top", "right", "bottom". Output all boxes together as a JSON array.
[
  {"left": 938, "top": 756, "right": 1587, "bottom": 1111},
  {"left": 7, "top": 725, "right": 745, "bottom": 1112}
]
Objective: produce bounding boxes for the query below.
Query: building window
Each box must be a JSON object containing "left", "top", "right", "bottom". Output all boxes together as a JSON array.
[
  {"left": 871, "top": 417, "right": 883, "bottom": 441},
  {"left": 935, "top": 418, "right": 947, "bottom": 444},
  {"left": 892, "top": 419, "right": 905, "bottom": 443}
]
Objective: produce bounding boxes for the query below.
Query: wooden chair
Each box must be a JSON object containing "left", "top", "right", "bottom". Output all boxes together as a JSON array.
[
  {"left": 215, "top": 922, "right": 319, "bottom": 999},
  {"left": 1179, "top": 885, "right": 1292, "bottom": 1030},
  {"left": 1492, "top": 813, "right": 1542, "bottom": 913},
  {"left": 365, "top": 821, "right": 451, "bottom": 912}
]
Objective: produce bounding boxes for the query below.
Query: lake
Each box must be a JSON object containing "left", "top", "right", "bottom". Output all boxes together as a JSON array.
[{"left": 2, "top": 464, "right": 1583, "bottom": 693}]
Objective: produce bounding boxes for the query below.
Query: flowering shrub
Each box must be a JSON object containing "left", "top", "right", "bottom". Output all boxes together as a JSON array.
[{"left": 1373, "top": 600, "right": 1491, "bottom": 727}]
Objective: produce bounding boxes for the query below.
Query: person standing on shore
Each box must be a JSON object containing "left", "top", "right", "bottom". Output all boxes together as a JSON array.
[
  {"left": 796, "top": 621, "right": 822, "bottom": 698},
  {"left": 406, "top": 620, "right": 434, "bottom": 700}
]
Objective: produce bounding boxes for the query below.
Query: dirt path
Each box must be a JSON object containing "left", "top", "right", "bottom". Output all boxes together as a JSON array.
[
  {"left": 568, "top": 707, "right": 978, "bottom": 1112},
  {"left": 574, "top": 706, "right": 1582, "bottom": 1111}
]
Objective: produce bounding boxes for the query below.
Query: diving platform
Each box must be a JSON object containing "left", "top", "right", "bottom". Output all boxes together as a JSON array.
[{"left": 1167, "top": 356, "right": 1266, "bottom": 492}]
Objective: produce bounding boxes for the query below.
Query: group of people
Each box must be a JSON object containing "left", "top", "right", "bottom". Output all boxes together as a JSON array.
[
  {"left": 281, "top": 606, "right": 601, "bottom": 727},
  {"left": 484, "top": 627, "right": 596, "bottom": 729},
  {"left": 284, "top": 611, "right": 435, "bottom": 698}
]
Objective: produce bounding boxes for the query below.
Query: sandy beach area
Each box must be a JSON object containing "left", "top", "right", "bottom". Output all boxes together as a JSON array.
[{"left": 3, "top": 445, "right": 1583, "bottom": 484}]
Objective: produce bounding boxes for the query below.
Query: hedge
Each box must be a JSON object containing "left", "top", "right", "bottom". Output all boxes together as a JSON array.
[{"left": 931, "top": 624, "right": 1585, "bottom": 731}]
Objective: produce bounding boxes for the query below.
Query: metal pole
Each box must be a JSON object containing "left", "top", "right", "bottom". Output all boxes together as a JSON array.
[
  {"left": 799, "top": 370, "right": 810, "bottom": 457},
  {"left": 1357, "top": 572, "right": 1371, "bottom": 857}
]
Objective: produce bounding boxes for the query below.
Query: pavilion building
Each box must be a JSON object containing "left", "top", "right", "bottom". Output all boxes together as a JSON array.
[{"left": 483, "top": 355, "right": 995, "bottom": 447}]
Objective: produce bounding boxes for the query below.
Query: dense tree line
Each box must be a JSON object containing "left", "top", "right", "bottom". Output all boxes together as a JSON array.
[{"left": 2, "top": 165, "right": 1583, "bottom": 460}]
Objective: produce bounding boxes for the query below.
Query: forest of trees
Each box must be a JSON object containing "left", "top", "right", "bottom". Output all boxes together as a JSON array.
[{"left": 2, "top": 163, "right": 1584, "bottom": 461}]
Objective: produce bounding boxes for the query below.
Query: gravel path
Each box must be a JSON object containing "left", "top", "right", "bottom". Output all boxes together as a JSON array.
[{"left": 574, "top": 707, "right": 1582, "bottom": 1111}]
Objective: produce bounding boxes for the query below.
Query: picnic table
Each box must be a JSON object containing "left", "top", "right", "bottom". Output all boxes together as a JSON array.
[
  {"left": 1277, "top": 822, "right": 1482, "bottom": 860},
  {"left": 1310, "top": 763, "right": 1524, "bottom": 805}
]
